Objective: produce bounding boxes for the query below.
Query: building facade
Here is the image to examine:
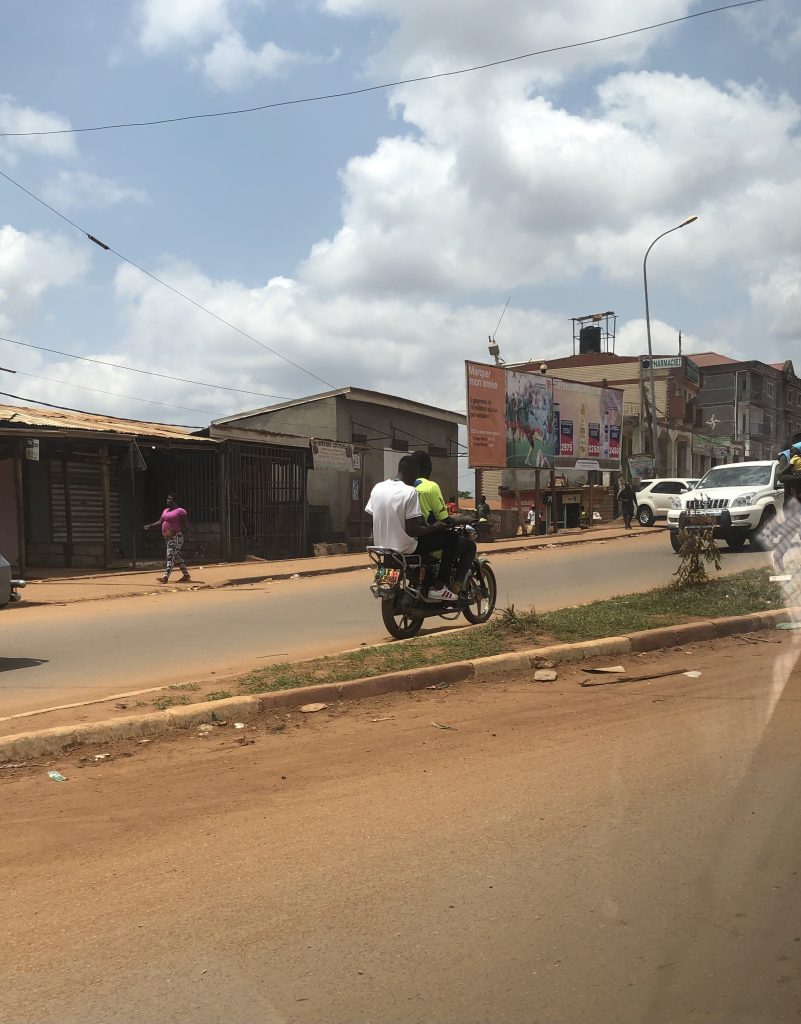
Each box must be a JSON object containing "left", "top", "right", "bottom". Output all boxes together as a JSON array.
[
  {"left": 693, "top": 353, "right": 801, "bottom": 460},
  {"left": 212, "top": 388, "right": 464, "bottom": 550}
]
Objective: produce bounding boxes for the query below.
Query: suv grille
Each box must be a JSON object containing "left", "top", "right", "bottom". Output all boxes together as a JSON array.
[{"left": 686, "top": 497, "right": 730, "bottom": 510}]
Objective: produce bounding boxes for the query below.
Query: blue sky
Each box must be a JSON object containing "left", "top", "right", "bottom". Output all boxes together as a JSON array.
[{"left": 1, "top": 0, "right": 800, "bottom": 442}]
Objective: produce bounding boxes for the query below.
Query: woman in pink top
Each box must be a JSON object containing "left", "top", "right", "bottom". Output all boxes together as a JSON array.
[{"left": 144, "top": 493, "right": 191, "bottom": 584}]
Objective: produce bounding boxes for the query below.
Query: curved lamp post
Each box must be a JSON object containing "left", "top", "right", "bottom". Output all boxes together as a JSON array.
[{"left": 643, "top": 215, "right": 698, "bottom": 474}]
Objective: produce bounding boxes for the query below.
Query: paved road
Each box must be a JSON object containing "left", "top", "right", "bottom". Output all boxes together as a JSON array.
[
  {"left": 0, "top": 533, "right": 770, "bottom": 717},
  {"left": 3, "top": 636, "right": 799, "bottom": 1023}
]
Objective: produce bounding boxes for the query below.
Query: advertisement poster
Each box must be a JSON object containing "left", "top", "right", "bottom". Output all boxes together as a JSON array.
[
  {"left": 504, "top": 370, "right": 554, "bottom": 468},
  {"left": 465, "top": 361, "right": 506, "bottom": 468},
  {"left": 467, "top": 361, "right": 623, "bottom": 471},
  {"left": 552, "top": 378, "right": 623, "bottom": 471}
]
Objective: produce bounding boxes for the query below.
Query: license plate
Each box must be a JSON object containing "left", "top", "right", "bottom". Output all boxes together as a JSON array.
[{"left": 375, "top": 568, "right": 400, "bottom": 585}]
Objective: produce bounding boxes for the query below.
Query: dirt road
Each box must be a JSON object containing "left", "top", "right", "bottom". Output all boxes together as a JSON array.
[
  {"left": 0, "top": 532, "right": 770, "bottom": 719},
  {"left": 4, "top": 634, "right": 800, "bottom": 1023}
]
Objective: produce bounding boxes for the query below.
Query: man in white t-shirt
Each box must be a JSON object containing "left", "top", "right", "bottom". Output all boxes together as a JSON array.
[{"left": 366, "top": 455, "right": 459, "bottom": 601}]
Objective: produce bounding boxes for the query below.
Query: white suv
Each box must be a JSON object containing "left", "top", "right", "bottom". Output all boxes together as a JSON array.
[
  {"left": 634, "top": 478, "right": 698, "bottom": 526},
  {"left": 666, "top": 461, "right": 783, "bottom": 552}
]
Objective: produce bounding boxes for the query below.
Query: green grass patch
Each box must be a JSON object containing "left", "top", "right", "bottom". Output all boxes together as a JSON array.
[
  {"left": 232, "top": 568, "right": 784, "bottom": 697},
  {"left": 206, "top": 690, "right": 235, "bottom": 701},
  {"left": 152, "top": 694, "right": 193, "bottom": 711},
  {"left": 168, "top": 682, "right": 201, "bottom": 692}
]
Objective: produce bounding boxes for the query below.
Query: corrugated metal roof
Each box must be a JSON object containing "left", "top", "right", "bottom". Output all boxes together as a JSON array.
[
  {"left": 689, "top": 352, "right": 739, "bottom": 366},
  {"left": 0, "top": 403, "right": 215, "bottom": 443}
]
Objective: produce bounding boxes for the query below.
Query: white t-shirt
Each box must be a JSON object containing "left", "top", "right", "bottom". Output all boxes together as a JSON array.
[{"left": 365, "top": 478, "right": 422, "bottom": 554}]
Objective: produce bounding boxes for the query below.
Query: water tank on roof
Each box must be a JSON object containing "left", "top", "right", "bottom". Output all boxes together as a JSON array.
[{"left": 579, "top": 325, "right": 602, "bottom": 354}]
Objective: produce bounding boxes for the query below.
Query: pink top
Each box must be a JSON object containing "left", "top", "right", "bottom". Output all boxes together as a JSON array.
[{"left": 161, "top": 507, "right": 187, "bottom": 537}]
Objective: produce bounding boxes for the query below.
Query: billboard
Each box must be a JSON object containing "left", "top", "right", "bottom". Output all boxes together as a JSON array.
[{"left": 466, "top": 361, "right": 623, "bottom": 471}]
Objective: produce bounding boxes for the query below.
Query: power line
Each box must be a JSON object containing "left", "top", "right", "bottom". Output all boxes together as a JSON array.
[
  {"left": 0, "top": 168, "right": 336, "bottom": 391},
  {"left": 2, "top": 366, "right": 218, "bottom": 415},
  {"left": 0, "top": 1, "right": 764, "bottom": 138},
  {"left": 0, "top": 334, "right": 289, "bottom": 400}
]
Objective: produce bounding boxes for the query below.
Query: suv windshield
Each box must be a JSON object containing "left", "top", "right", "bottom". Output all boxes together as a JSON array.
[{"left": 696, "top": 465, "right": 773, "bottom": 489}]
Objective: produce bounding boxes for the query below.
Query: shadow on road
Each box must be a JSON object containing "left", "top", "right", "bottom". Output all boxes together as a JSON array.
[{"left": 0, "top": 657, "right": 48, "bottom": 673}]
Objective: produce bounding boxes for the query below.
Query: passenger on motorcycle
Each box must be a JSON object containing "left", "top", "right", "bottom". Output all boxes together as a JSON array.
[
  {"left": 365, "top": 454, "right": 460, "bottom": 601},
  {"left": 411, "top": 450, "right": 477, "bottom": 595}
]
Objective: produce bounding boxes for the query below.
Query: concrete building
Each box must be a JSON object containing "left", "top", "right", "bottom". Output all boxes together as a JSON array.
[
  {"left": 211, "top": 388, "right": 465, "bottom": 550},
  {"left": 693, "top": 353, "right": 801, "bottom": 460}
]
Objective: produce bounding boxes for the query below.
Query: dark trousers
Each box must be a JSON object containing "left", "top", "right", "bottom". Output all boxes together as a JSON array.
[
  {"left": 415, "top": 531, "right": 459, "bottom": 585},
  {"left": 454, "top": 534, "right": 477, "bottom": 587},
  {"left": 622, "top": 503, "right": 634, "bottom": 529}
]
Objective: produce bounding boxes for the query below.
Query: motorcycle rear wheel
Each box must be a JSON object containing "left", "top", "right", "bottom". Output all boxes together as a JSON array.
[
  {"left": 381, "top": 595, "right": 423, "bottom": 639},
  {"left": 462, "top": 563, "right": 497, "bottom": 624}
]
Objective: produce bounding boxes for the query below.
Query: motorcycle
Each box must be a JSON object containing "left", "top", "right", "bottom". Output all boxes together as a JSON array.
[
  {"left": 0, "top": 552, "right": 25, "bottom": 608},
  {"left": 368, "top": 525, "right": 497, "bottom": 639}
]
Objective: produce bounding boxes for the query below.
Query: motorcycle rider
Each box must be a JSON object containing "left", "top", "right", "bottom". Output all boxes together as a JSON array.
[
  {"left": 365, "top": 454, "right": 459, "bottom": 602},
  {"left": 411, "top": 450, "right": 477, "bottom": 595}
]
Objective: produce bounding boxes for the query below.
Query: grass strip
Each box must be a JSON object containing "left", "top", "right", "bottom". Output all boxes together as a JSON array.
[{"left": 214, "top": 568, "right": 783, "bottom": 698}]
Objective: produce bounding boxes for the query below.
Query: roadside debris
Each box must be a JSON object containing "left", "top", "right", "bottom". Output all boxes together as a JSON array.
[
  {"left": 534, "top": 659, "right": 555, "bottom": 669},
  {"left": 371, "top": 716, "right": 394, "bottom": 723},
  {"left": 197, "top": 723, "right": 214, "bottom": 735},
  {"left": 299, "top": 703, "right": 328, "bottom": 713},
  {"left": 233, "top": 722, "right": 246, "bottom": 729},
  {"left": 683, "top": 671, "right": 702, "bottom": 679},
  {"left": 586, "top": 665, "right": 626, "bottom": 675},
  {"left": 533, "top": 669, "right": 558, "bottom": 682},
  {"left": 290, "top": 574, "right": 301, "bottom": 579},
  {"left": 426, "top": 682, "right": 451, "bottom": 690},
  {"left": 431, "top": 721, "right": 457, "bottom": 731},
  {"left": 581, "top": 667, "right": 690, "bottom": 688},
  {"left": 93, "top": 753, "right": 111, "bottom": 761},
  {"left": 770, "top": 575, "right": 792, "bottom": 583},
  {"left": 47, "top": 770, "right": 67, "bottom": 782},
  {"left": 776, "top": 622, "right": 801, "bottom": 630}
]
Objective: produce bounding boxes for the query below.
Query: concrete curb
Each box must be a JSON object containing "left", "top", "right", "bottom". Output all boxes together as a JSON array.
[{"left": 3, "top": 604, "right": 797, "bottom": 763}]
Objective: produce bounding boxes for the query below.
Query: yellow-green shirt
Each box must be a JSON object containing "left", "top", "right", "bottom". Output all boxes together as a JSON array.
[{"left": 415, "top": 477, "right": 448, "bottom": 524}]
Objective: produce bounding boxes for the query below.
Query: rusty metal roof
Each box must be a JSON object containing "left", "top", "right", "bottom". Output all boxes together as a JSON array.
[{"left": 0, "top": 403, "right": 215, "bottom": 443}]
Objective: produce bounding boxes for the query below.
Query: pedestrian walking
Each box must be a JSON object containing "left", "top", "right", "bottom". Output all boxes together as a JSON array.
[
  {"left": 619, "top": 481, "right": 636, "bottom": 530},
  {"left": 145, "top": 493, "right": 191, "bottom": 584}
]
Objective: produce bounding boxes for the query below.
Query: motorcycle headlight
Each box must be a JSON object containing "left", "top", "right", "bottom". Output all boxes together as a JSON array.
[{"left": 730, "top": 493, "right": 756, "bottom": 507}]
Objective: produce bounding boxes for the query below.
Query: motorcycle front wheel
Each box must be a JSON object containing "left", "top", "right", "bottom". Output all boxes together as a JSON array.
[
  {"left": 381, "top": 594, "right": 423, "bottom": 639},
  {"left": 462, "top": 563, "right": 497, "bottom": 624}
]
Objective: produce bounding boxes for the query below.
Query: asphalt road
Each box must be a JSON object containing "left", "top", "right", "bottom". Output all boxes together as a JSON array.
[
  {"left": 3, "top": 636, "right": 799, "bottom": 1024},
  {"left": 0, "top": 532, "right": 771, "bottom": 718}
]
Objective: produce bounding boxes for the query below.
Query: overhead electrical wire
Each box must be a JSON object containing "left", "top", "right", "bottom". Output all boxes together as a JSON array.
[
  {"left": 0, "top": 168, "right": 336, "bottom": 391},
  {"left": 0, "top": 1, "right": 764, "bottom": 138},
  {"left": 0, "top": 366, "right": 219, "bottom": 416},
  {"left": 0, "top": 333, "right": 289, "bottom": 400}
]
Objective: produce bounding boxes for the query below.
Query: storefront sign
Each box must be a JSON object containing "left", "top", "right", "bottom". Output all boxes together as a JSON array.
[
  {"left": 628, "top": 454, "right": 655, "bottom": 479},
  {"left": 311, "top": 440, "right": 355, "bottom": 472},
  {"left": 25, "top": 438, "right": 39, "bottom": 461}
]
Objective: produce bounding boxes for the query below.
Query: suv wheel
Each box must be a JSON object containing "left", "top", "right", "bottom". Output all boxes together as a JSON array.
[
  {"left": 637, "top": 505, "right": 654, "bottom": 527},
  {"left": 749, "top": 507, "right": 776, "bottom": 551},
  {"left": 725, "top": 535, "right": 746, "bottom": 550}
]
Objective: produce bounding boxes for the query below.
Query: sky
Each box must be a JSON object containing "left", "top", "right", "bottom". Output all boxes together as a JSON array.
[{"left": 1, "top": 0, "right": 800, "bottom": 469}]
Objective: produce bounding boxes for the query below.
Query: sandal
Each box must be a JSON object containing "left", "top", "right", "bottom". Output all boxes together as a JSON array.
[{"left": 156, "top": 576, "right": 169, "bottom": 584}]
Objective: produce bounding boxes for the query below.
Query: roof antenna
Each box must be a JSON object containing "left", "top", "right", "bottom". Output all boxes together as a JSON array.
[
  {"left": 492, "top": 297, "right": 510, "bottom": 342},
  {"left": 678, "top": 330, "right": 682, "bottom": 356}
]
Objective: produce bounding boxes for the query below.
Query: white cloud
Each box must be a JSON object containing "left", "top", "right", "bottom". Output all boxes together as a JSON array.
[
  {"left": 0, "top": 225, "right": 90, "bottom": 327},
  {"left": 749, "top": 259, "right": 801, "bottom": 342},
  {"left": 200, "top": 31, "right": 301, "bottom": 91},
  {"left": 137, "top": 0, "right": 233, "bottom": 54},
  {"left": 41, "top": 170, "right": 150, "bottom": 212},
  {"left": 0, "top": 95, "right": 76, "bottom": 163}
]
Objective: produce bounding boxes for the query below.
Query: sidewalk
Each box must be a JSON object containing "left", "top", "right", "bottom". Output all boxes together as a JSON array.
[{"left": 18, "top": 521, "right": 665, "bottom": 607}]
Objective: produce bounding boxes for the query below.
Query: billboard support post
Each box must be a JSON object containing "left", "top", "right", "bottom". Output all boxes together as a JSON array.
[
  {"left": 534, "top": 469, "right": 540, "bottom": 535},
  {"left": 550, "top": 468, "right": 558, "bottom": 534}
]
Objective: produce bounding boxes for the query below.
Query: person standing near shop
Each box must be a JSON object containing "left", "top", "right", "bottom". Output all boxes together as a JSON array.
[
  {"left": 145, "top": 493, "right": 191, "bottom": 584},
  {"left": 618, "top": 481, "right": 636, "bottom": 530}
]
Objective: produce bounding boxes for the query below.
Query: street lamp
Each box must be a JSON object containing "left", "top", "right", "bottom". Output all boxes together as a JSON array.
[{"left": 643, "top": 215, "right": 698, "bottom": 475}]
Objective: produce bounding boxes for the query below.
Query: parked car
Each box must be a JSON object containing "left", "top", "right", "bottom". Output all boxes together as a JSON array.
[
  {"left": 665, "top": 460, "right": 783, "bottom": 552},
  {"left": 0, "top": 553, "right": 25, "bottom": 608},
  {"left": 634, "top": 478, "right": 699, "bottom": 526}
]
